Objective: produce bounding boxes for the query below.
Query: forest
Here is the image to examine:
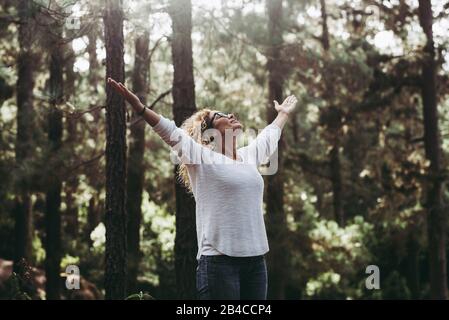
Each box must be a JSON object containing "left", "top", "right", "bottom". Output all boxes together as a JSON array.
[{"left": 0, "top": 0, "right": 449, "bottom": 300}]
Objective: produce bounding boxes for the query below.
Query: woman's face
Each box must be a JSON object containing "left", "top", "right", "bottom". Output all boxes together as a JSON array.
[{"left": 207, "top": 110, "right": 242, "bottom": 134}]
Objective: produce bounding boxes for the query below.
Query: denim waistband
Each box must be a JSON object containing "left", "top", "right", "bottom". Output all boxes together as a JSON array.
[{"left": 201, "top": 254, "right": 265, "bottom": 262}]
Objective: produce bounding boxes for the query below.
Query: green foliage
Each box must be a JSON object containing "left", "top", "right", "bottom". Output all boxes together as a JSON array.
[
  {"left": 32, "top": 231, "right": 46, "bottom": 266},
  {"left": 300, "top": 215, "right": 375, "bottom": 299},
  {"left": 0, "top": 273, "right": 32, "bottom": 300},
  {"left": 381, "top": 271, "right": 411, "bottom": 300},
  {"left": 125, "top": 291, "right": 155, "bottom": 300},
  {"left": 137, "top": 197, "right": 177, "bottom": 298}
]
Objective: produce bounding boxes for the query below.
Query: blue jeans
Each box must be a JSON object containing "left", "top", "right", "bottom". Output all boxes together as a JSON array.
[{"left": 196, "top": 254, "right": 268, "bottom": 300}]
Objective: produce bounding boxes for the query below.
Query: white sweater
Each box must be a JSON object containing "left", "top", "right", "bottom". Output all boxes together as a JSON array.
[{"left": 152, "top": 115, "right": 282, "bottom": 260}]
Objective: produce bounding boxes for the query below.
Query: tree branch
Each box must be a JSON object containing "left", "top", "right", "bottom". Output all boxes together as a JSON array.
[
  {"left": 63, "top": 151, "right": 105, "bottom": 179},
  {"left": 63, "top": 105, "right": 106, "bottom": 119},
  {"left": 149, "top": 36, "right": 167, "bottom": 61},
  {"left": 128, "top": 88, "right": 172, "bottom": 127}
]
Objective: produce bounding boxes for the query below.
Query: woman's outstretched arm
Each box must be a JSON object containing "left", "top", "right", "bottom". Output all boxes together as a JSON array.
[
  {"left": 271, "top": 95, "right": 298, "bottom": 129},
  {"left": 107, "top": 77, "right": 214, "bottom": 164},
  {"left": 107, "top": 77, "right": 161, "bottom": 126},
  {"left": 239, "top": 95, "right": 297, "bottom": 165}
]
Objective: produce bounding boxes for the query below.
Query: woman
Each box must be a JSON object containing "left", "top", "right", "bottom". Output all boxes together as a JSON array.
[{"left": 107, "top": 77, "right": 297, "bottom": 300}]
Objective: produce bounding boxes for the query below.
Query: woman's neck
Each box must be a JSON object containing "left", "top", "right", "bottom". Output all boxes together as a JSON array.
[{"left": 220, "top": 136, "right": 237, "bottom": 160}]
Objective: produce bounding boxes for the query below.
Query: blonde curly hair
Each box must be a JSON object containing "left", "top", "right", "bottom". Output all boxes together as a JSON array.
[{"left": 177, "top": 108, "right": 214, "bottom": 194}]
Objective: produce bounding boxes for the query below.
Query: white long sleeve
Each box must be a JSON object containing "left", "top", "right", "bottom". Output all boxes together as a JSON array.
[
  {"left": 152, "top": 115, "right": 215, "bottom": 165},
  {"left": 238, "top": 123, "right": 282, "bottom": 166}
]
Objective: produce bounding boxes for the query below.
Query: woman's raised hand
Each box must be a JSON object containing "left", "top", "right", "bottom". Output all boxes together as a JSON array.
[
  {"left": 273, "top": 95, "right": 298, "bottom": 114},
  {"left": 107, "top": 77, "right": 142, "bottom": 109}
]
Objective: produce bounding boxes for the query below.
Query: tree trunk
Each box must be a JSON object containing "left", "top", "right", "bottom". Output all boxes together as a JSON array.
[
  {"left": 169, "top": 0, "right": 198, "bottom": 299},
  {"left": 265, "top": 0, "right": 289, "bottom": 299},
  {"left": 320, "top": 0, "right": 344, "bottom": 226},
  {"left": 417, "top": 0, "right": 448, "bottom": 300},
  {"left": 104, "top": 0, "right": 127, "bottom": 300},
  {"left": 64, "top": 33, "right": 79, "bottom": 239},
  {"left": 320, "top": 0, "right": 330, "bottom": 51},
  {"left": 87, "top": 26, "right": 100, "bottom": 92},
  {"left": 126, "top": 30, "right": 149, "bottom": 295},
  {"left": 87, "top": 197, "right": 101, "bottom": 247},
  {"left": 45, "top": 15, "right": 64, "bottom": 300},
  {"left": 405, "top": 232, "right": 421, "bottom": 299},
  {"left": 330, "top": 139, "right": 344, "bottom": 226},
  {"left": 14, "top": 0, "right": 35, "bottom": 268}
]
